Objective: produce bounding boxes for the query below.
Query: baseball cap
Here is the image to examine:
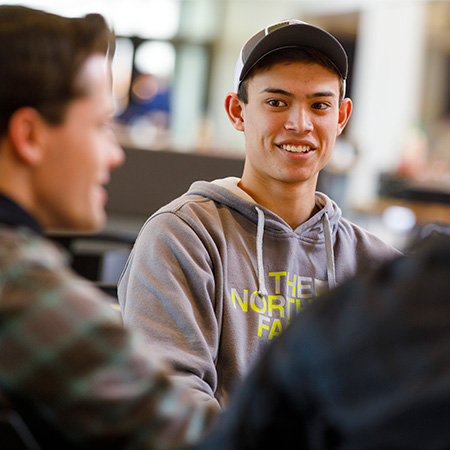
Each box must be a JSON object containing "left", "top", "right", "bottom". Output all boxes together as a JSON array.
[{"left": 233, "top": 19, "right": 348, "bottom": 93}]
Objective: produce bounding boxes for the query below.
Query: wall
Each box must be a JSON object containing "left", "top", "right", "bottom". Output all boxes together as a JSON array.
[{"left": 105, "top": 147, "right": 245, "bottom": 231}]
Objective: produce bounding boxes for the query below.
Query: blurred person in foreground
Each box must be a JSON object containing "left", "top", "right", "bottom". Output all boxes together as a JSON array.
[
  {"left": 196, "top": 232, "right": 450, "bottom": 449},
  {"left": 0, "top": 5, "right": 217, "bottom": 449},
  {"left": 118, "top": 19, "right": 401, "bottom": 409}
]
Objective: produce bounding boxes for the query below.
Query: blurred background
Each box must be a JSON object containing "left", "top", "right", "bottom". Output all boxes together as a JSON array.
[{"left": 6, "top": 0, "right": 450, "bottom": 252}]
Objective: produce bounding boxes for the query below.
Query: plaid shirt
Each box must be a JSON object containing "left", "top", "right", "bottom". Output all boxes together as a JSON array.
[{"left": 0, "top": 203, "right": 218, "bottom": 448}]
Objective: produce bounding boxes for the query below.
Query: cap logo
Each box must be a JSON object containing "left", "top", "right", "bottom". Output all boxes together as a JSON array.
[
  {"left": 265, "top": 19, "right": 305, "bottom": 35},
  {"left": 266, "top": 21, "right": 290, "bottom": 34}
]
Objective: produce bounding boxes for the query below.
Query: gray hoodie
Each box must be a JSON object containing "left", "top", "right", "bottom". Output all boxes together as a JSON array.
[{"left": 118, "top": 177, "right": 401, "bottom": 409}]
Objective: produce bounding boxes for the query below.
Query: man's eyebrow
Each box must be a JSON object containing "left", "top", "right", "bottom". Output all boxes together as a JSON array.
[
  {"left": 259, "top": 88, "right": 293, "bottom": 97},
  {"left": 307, "top": 91, "right": 336, "bottom": 99}
]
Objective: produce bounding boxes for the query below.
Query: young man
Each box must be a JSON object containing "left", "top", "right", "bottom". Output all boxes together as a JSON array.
[
  {"left": 118, "top": 20, "right": 401, "bottom": 409},
  {"left": 0, "top": 6, "right": 216, "bottom": 449},
  {"left": 196, "top": 233, "right": 450, "bottom": 449}
]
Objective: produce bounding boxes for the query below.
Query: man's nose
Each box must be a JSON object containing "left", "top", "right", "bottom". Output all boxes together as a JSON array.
[
  {"left": 284, "top": 107, "right": 313, "bottom": 133},
  {"left": 109, "top": 140, "right": 126, "bottom": 170}
]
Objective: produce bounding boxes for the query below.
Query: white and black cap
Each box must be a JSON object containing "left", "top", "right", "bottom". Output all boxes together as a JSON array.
[{"left": 233, "top": 19, "right": 348, "bottom": 93}]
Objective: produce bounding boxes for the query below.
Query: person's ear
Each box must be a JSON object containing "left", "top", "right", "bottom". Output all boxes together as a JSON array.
[
  {"left": 225, "top": 92, "right": 245, "bottom": 132},
  {"left": 337, "top": 98, "right": 352, "bottom": 136},
  {"left": 8, "top": 107, "right": 48, "bottom": 165}
]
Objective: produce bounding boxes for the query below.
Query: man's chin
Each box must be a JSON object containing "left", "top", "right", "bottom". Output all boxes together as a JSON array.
[
  {"left": 47, "top": 213, "right": 106, "bottom": 235},
  {"left": 77, "top": 217, "right": 106, "bottom": 234}
]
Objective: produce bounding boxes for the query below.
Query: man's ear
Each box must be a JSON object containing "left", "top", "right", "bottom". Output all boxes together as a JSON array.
[
  {"left": 8, "top": 107, "right": 47, "bottom": 166},
  {"left": 337, "top": 98, "right": 353, "bottom": 136},
  {"left": 225, "top": 92, "right": 245, "bottom": 132}
]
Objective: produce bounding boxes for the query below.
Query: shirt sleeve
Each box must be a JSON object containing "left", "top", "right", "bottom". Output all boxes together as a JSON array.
[
  {"left": 0, "top": 235, "right": 219, "bottom": 449},
  {"left": 118, "top": 212, "right": 222, "bottom": 409}
]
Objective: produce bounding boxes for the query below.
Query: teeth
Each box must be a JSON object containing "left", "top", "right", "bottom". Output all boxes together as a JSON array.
[{"left": 280, "top": 144, "right": 311, "bottom": 154}]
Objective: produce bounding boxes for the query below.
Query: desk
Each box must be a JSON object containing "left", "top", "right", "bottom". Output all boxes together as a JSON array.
[{"left": 372, "top": 173, "right": 450, "bottom": 224}]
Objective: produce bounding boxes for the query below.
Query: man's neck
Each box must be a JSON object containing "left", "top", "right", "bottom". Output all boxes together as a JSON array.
[{"left": 238, "top": 177, "right": 318, "bottom": 229}]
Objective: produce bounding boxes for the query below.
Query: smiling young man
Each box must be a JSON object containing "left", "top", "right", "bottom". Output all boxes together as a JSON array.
[
  {"left": 0, "top": 6, "right": 216, "bottom": 448},
  {"left": 118, "top": 20, "right": 401, "bottom": 410}
]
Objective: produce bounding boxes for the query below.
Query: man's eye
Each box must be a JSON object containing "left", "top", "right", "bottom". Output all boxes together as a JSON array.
[
  {"left": 312, "top": 102, "right": 330, "bottom": 110},
  {"left": 267, "top": 99, "right": 286, "bottom": 107}
]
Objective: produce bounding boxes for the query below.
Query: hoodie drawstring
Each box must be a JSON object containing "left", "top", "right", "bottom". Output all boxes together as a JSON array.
[
  {"left": 322, "top": 211, "right": 337, "bottom": 290},
  {"left": 255, "top": 206, "right": 337, "bottom": 296},
  {"left": 255, "top": 207, "right": 268, "bottom": 297}
]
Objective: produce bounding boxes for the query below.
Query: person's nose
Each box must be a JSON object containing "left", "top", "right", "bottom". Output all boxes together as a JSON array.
[
  {"left": 284, "top": 106, "right": 313, "bottom": 133},
  {"left": 108, "top": 139, "right": 126, "bottom": 171}
]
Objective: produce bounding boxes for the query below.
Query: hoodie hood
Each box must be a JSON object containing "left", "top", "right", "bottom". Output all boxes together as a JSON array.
[
  {"left": 187, "top": 177, "right": 342, "bottom": 235},
  {"left": 187, "top": 177, "right": 341, "bottom": 290}
]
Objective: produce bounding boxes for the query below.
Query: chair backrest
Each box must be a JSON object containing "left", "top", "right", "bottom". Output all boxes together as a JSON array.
[{"left": 47, "top": 230, "right": 137, "bottom": 287}]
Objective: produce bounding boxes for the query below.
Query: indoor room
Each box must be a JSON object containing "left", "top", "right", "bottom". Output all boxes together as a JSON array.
[
  {"left": 1, "top": 2, "right": 450, "bottom": 449},
  {"left": 5, "top": 0, "right": 449, "bottom": 257}
]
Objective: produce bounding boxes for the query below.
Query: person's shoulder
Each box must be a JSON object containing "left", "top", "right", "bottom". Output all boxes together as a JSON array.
[
  {"left": 0, "top": 226, "right": 116, "bottom": 319},
  {"left": 0, "top": 226, "right": 68, "bottom": 270},
  {"left": 337, "top": 216, "right": 402, "bottom": 256},
  {"left": 144, "top": 190, "right": 227, "bottom": 231}
]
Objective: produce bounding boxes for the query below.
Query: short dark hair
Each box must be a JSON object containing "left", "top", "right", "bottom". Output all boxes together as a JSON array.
[
  {"left": 237, "top": 47, "right": 346, "bottom": 105},
  {"left": 0, "top": 6, "right": 115, "bottom": 138}
]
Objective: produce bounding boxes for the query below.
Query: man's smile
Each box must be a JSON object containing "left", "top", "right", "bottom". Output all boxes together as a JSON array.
[{"left": 277, "top": 144, "right": 314, "bottom": 154}]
